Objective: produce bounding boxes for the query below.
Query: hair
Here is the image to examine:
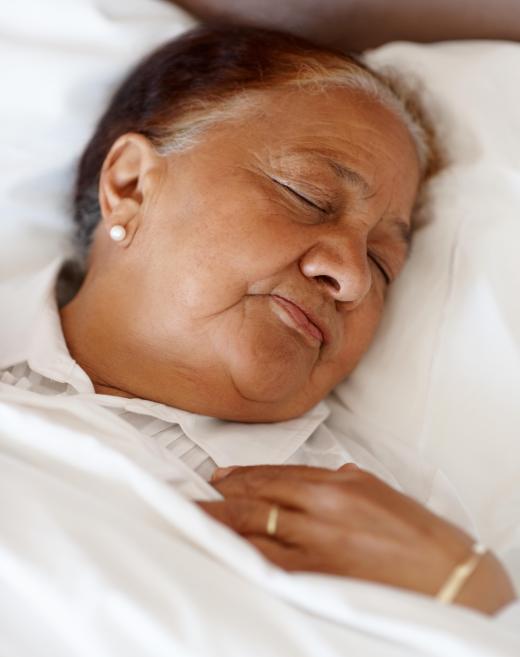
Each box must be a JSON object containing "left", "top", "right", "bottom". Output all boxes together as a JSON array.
[{"left": 72, "top": 23, "right": 441, "bottom": 270}]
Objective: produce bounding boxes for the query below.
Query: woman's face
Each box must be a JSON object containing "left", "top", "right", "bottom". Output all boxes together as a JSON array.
[{"left": 84, "top": 85, "right": 421, "bottom": 422}]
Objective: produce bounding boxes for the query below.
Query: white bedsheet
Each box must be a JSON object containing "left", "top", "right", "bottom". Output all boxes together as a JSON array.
[{"left": 1, "top": 384, "right": 519, "bottom": 657}]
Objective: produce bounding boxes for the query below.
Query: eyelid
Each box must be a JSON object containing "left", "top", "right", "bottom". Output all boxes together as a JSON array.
[
  {"left": 368, "top": 252, "right": 391, "bottom": 285},
  {"left": 272, "top": 178, "right": 328, "bottom": 213}
]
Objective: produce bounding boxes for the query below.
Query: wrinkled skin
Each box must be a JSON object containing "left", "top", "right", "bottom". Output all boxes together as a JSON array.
[
  {"left": 60, "top": 86, "right": 419, "bottom": 423},
  {"left": 199, "top": 464, "right": 517, "bottom": 615}
]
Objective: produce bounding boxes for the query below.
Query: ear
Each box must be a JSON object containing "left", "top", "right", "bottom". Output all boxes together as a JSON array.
[{"left": 98, "top": 132, "right": 162, "bottom": 247}]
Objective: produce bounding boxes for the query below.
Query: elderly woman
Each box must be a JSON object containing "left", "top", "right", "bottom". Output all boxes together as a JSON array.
[{"left": 1, "top": 24, "right": 516, "bottom": 617}]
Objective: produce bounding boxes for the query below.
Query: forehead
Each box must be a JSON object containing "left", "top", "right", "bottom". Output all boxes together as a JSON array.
[{"left": 230, "top": 85, "right": 420, "bottom": 196}]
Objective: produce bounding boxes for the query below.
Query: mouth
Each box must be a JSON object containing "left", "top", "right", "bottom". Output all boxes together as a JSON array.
[{"left": 270, "top": 295, "right": 325, "bottom": 345}]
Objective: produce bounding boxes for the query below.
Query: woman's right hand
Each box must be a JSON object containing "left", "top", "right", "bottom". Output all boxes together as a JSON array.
[
  {"left": 199, "top": 463, "right": 517, "bottom": 615},
  {"left": 174, "top": 0, "right": 520, "bottom": 52}
]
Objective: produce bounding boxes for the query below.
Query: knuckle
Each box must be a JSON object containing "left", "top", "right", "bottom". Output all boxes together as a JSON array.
[
  {"left": 227, "top": 498, "right": 254, "bottom": 533},
  {"left": 309, "top": 482, "right": 347, "bottom": 513},
  {"left": 308, "top": 477, "right": 376, "bottom": 515},
  {"left": 342, "top": 468, "right": 371, "bottom": 484},
  {"left": 243, "top": 469, "right": 278, "bottom": 497}
]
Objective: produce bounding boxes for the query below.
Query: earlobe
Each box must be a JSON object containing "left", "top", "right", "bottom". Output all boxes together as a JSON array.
[
  {"left": 98, "top": 132, "right": 161, "bottom": 247},
  {"left": 106, "top": 198, "right": 140, "bottom": 246},
  {"left": 109, "top": 225, "right": 126, "bottom": 242}
]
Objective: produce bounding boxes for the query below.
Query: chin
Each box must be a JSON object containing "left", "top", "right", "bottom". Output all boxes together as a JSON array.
[
  {"left": 229, "top": 352, "right": 308, "bottom": 401},
  {"left": 215, "top": 322, "right": 319, "bottom": 419},
  {"left": 218, "top": 398, "right": 312, "bottom": 424}
]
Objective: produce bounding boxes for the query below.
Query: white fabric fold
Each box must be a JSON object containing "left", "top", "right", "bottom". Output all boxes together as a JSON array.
[{"left": 1, "top": 388, "right": 519, "bottom": 657}]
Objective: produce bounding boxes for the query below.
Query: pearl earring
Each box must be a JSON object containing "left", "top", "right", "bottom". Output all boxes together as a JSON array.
[{"left": 109, "top": 225, "right": 126, "bottom": 242}]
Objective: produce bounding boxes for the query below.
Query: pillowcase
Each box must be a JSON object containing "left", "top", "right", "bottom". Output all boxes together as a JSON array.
[{"left": 0, "top": 0, "right": 195, "bottom": 278}]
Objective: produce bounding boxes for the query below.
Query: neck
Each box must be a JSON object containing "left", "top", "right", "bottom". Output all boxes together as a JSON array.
[{"left": 59, "top": 285, "right": 293, "bottom": 423}]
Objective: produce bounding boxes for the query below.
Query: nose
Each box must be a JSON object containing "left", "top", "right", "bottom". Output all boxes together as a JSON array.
[{"left": 299, "top": 232, "right": 372, "bottom": 305}]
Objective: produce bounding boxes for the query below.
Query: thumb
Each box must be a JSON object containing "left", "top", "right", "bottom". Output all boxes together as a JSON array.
[{"left": 337, "top": 462, "right": 361, "bottom": 473}]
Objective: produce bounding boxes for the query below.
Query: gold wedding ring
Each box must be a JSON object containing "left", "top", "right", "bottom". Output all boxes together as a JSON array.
[{"left": 266, "top": 505, "right": 279, "bottom": 536}]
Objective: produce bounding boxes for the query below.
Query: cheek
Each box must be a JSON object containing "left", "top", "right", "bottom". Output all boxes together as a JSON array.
[
  {"left": 327, "top": 293, "right": 385, "bottom": 379},
  {"left": 147, "top": 194, "right": 303, "bottom": 313},
  {"left": 209, "top": 295, "right": 319, "bottom": 402}
]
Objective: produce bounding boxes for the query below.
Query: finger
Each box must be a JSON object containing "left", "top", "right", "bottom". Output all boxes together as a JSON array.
[
  {"left": 211, "top": 464, "right": 345, "bottom": 484},
  {"left": 211, "top": 464, "right": 361, "bottom": 514},
  {"left": 211, "top": 466, "right": 239, "bottom": 481},
  {"left": 212, "top": 474, "right": 315, "bottom": 512},
  {"left": 337, "top": 463, "right": 361, "bottom": 473},
  {"left": 197, "top": 498, "right": 321, "bottom": 547},
  {"left": 245, "top": 535, "right": 310, "bottom": 572}
]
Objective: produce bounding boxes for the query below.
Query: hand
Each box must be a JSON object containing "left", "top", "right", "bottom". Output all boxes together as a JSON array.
[
  {"left": 198, "top": 464, "right": 517, "bottom": 615},
  {"left": 175, "top": 1, "right": 520, "bottom": 51}
]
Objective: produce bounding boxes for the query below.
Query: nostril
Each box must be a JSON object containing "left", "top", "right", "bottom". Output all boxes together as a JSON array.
[{"left": 316, "top": 274, "right": 340, "bottom": 292}]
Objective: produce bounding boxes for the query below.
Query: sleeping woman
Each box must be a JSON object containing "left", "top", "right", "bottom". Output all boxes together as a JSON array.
[{"left": 0, "top": 24, "right": 516, "bottom": 615}]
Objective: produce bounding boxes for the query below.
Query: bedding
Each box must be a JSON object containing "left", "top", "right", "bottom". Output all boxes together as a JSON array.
[
  {"left": 1, "top": 386, "right": 519, "bottom": 656},
  {"left": 1, "top": 0, "right": 520, "bottom": 654}
]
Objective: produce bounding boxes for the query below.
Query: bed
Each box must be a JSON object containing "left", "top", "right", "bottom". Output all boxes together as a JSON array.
[{"left": 1, "top": 1, "right": 519, "bottom": 654}]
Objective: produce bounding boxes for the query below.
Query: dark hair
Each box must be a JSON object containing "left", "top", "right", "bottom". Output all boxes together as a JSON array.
[{"left": 72, "top": 24, "right": 437, "bottom": 267}]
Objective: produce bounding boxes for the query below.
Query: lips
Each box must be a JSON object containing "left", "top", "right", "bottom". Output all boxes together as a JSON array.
[{"left": 271, "top": 295, "right": 325, "bottom": 344}]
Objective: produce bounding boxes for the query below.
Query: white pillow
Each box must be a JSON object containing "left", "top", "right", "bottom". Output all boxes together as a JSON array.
[
  {"left": 0, "top": 0, "right": 196, "bottom": 277},
  {"left": 1, "top": 1, "right": 519, "bottom": 553}
]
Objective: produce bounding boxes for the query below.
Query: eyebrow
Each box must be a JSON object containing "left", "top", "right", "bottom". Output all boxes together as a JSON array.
[
  {"left": 293, "top": 148, "right": 374, "bottom": 197},
  {"left": 290, "top": 148, "right": 412, "bottom": 247},
  {"left": 322, "top": 157, "right": 373, "bottom": 197}
]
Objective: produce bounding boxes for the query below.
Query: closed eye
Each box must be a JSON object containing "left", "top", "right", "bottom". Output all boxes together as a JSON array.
[
  {"left": 368, "top": 253, "right": 391, "bottom": 285},
  {"left": 273, "top": 179, "right": 326, "bottom": 212}
]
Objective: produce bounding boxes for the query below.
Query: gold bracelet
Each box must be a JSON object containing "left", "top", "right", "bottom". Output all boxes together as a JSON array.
[{"left": 436, "top": 542, "right": 487, "bottom": 604}]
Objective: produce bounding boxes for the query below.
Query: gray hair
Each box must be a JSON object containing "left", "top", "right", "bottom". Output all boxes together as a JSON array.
[
  {"left": 72, "top": 47, "right": 438, "bottom": 274},
  {"left": 154, "top": 63, "right": 432, "bottom": 171}
]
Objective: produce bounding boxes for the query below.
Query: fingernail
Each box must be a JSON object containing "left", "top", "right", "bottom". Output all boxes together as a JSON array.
[
  {"left": 339, "top": 462, "right": 360, "bottom": 471},
  {"left": 211, "top": 466, "right": 236, "bottom": 482}
]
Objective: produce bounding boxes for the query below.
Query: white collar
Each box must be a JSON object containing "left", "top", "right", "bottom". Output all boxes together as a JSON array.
[{"left": 0, "top": 258, "right": 331, "bottom": 467}]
